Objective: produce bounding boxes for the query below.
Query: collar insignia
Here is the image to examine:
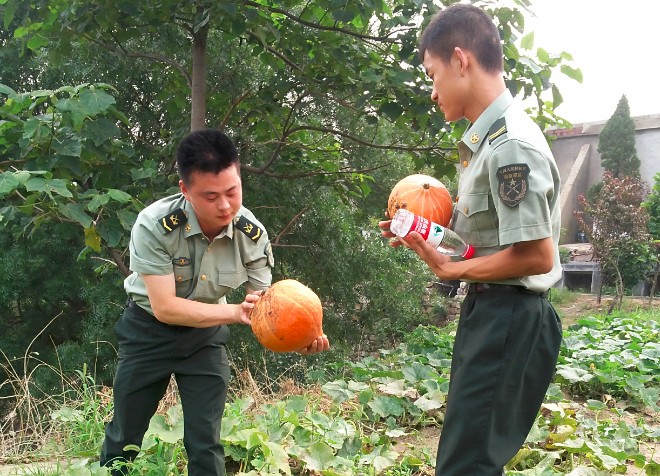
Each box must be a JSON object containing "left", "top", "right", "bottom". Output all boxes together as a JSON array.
[
  {"left": 488, "top": 117, "right": 508, "bottom": 144},
  {"left": 470, "top": 133, "right": 480, "bottom": 144}
]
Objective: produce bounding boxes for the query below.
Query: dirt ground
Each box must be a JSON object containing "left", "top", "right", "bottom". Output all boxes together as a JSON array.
[{"left": 553, "top": 292, "right": 660, "bottom": 327}]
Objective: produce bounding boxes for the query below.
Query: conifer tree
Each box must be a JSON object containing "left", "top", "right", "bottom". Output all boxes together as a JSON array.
[{"left": 598, "top": 95, "right": 641, "bottom": 178}]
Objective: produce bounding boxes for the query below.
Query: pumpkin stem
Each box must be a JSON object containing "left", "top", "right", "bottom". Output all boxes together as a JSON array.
[{"left": 423, "top": 183, "right": 430, "bottom": 189}]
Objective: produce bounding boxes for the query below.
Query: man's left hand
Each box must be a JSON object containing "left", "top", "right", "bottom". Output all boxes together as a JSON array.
[{"left": 298, "top": 335, "right": 330, "bottom": 355}]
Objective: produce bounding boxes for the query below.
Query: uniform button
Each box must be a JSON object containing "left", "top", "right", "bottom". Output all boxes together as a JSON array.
[
  {"left": 201, "top": 274, "right": 207, "bottom": 281},
  {"left": 462, "top": 160, "right": 468, "bottom": 167},
  {"left": 463, "top": 207, "right": 469, "bottom": 214},
  {"left": 176, "top": 276, "right": 183, "bottom": 282}
]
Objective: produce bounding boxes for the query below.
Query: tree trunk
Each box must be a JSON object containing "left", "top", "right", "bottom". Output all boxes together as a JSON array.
[{"left": 190, "top": 25, "right": 208, "bottom": 132}]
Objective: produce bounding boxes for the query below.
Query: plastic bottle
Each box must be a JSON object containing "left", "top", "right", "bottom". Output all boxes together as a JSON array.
[{"left": 390, "top": 209, "right": 475, "bottom": 259}]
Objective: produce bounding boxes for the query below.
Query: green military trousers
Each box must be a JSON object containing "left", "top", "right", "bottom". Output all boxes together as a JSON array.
[
  {"left": 435, "top": 291, "right": 562, "bottom": 475},
  {"left": 100, "top": 304, "right": 231, "bottom": 476}
]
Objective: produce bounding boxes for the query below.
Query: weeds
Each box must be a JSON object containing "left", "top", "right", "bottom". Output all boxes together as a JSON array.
[{"left": 1, "top": 297, "right": 658, "bottom": 474}]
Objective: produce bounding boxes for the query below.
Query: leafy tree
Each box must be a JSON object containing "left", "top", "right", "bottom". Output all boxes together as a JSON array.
[
  {"left": 0, "top": 0, "right": 582, "bottom": 389},
  {"left": 642, "top": 172, "right": 660, "bottom": 299},
  {"left": 597, "top": 95, "right": 641, "bottom": 178},
  {"left": 574, "top": 172, "right": 652, "bottom": 311}
]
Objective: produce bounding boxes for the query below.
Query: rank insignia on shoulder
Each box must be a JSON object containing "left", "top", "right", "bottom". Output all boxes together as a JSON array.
[
  {"left": 496, "top": 163, "right": 530, "bottom": 207},
  {"left": 234, "top": 215, "right": 264, "bottom": 242},
  {"left": 158, "top": 208, "right": 188, "bottom": 234},
  {"left": 172, "top": 257, "right": 192, "bottom": 266},
  {"left": 488, "top": 117, "right": 507, "bottom": 144}
]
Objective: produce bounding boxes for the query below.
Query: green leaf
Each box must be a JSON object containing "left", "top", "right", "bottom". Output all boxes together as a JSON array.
[
  {"left": 48, "top": 179, "right": 73, "bottom": 198},
  {"left": 144, "top": 414, "right": 184, "bottom": 445},
  {"left": 78, "top": 88, "right": 116, "bottom": 115},
  {"left": 52, "top": 136, "right": 83, "bottom": 157},
  {"left": 414, "top": 389, "right": 445, "bottom": 411},
  {"left": 58, "top": 203, "right": 92, "bottom": 227},
  {"left": 87, "top": 193, "right": 110, "bottom": 212},
  {"left": 117, "top": 208, "right": 138, "bottom": 230},
  {"left": 97, "top": 218, "right": 124, "bottom": 248},
  {"left": 560, "top": 64, "right": 583, "bottom": 83},
  {"left": 301, "top": 441, "right": 335, "bottom": 471},
  {"left": 85, "top": 117, "right": 120, "bottom": 146},
  {"left": 368, "top": 395, "right": 404, "bottom": 418},
  {"left": 0, "top": 83, "right": 17, "bottom": 97},
  {"left": 107, "top": 189, "right": 132, "bottom": 203},
  {"left": 521, "top": 31, "right": 534, "bottom": 50},
  {"left": 0, "top": 171, "right": 20, "bottom": 195},
  {"left": 556, "top": 365, "right": 593, "bottom": 383}
]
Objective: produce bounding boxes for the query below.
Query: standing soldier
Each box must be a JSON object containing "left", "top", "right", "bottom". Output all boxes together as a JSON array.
[{"left": 380, "top": 5, "right": 563, "bottom": 475}]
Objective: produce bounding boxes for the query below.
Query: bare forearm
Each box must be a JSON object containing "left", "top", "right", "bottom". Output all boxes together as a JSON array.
[
  {"left": 441, "top": 240, "right": 554, "bottom": 281},
  {"left": 152, "top": 297, "right": 240, "bottom": 327}
]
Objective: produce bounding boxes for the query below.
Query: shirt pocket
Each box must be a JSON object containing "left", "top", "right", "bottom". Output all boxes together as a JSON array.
[
  {"left": 454, "top": 193, "right": 499, "bottom": 247},
  {"left": 174, "top": 265, "right": 195, "bottom": 298},
  {"left": 216, "top": 269, "right": 248, "bottom": 298}
]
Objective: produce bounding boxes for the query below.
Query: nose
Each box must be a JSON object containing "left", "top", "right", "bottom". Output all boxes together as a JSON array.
[
  {"left": 431, "top": 87, "right": 438, "bottom": 103},
  {"left": 217, "top": 196, "right": 230, "bottom": 212}
]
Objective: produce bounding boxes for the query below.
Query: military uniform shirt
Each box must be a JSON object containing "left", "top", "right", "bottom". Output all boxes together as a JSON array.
[
  {"left": 124, "top": 194, "right": 273, "bottom": 314},
  {"left": 451, "top": 90, "right": 562, "bottom": 292}
]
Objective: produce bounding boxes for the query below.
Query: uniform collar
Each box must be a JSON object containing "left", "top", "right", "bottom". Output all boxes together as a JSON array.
[
  {"left": 178, "top": 196, "right": 244, "bottom": 240},
  {"left": 460, "top": 90, "right": 513, "bottom": 153}
]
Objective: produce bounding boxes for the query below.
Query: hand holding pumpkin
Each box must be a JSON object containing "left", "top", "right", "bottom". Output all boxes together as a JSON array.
[
  {"left": 297, "top": 334, "right": 330, "bottom": 355},
  {"left": 235, "top": 289, "right": 264, "bottom": 325}
]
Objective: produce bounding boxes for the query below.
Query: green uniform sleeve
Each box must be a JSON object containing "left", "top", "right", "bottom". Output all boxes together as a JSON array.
[
  {"left": 488, "top": 139, "right": 556, "bottom": 246},
  {"left": 129, "top": 216, "right": 174, "bottom": 276},
  {"left": 242, "top": 235, "right": 273, "bottom": 291}
]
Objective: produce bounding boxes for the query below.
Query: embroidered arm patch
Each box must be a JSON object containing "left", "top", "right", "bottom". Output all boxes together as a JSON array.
[
  {"left": 234, "top": 215, "right": 264, "bottom": 242},
  {"left": 158, "top": 208, "right": 188, "bottom": 234},
  {"left": 496, "top": 163, "right": 530, "bottom": 207}
]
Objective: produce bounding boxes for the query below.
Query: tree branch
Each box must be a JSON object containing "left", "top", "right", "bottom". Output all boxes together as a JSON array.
[
  {"left": 273, "top": 206, "right": 309, "bottom": 245},
  {"left": 78, "top": 29, "right": 193, "bottom": 88},
  {"left": 108, "top": 247, "right": 131, "bottom": 277},
  {"left": 241, "top": 162, "right": 387, "bottom": 179},
  {"left": 243, "top": 0, "right": 409, "bottom": 43}
]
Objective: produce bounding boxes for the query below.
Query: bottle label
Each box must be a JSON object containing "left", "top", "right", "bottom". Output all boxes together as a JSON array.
[{"left": 393, "top": 210, "right": 444, "bottom": 247}]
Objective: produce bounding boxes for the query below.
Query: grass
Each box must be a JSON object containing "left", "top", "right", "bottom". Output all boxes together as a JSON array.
[{"left": 1, "top": 290, "right": 658, "bottom": 475}]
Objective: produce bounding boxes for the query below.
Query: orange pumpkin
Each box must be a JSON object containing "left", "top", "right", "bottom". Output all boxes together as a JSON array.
[
  {"left": 251, "top": 279, "right": 323, "bottom": 353},
  {"left": 387, "top": 174, "right": 453, "bottom": 227}
]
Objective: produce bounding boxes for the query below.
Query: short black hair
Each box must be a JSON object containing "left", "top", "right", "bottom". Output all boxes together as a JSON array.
[
  {"left": 418, "top": 4, "right": 503, "bottom": 74},
  {"left": 176, "top": 129, "right": 240, "bottom": 185}
]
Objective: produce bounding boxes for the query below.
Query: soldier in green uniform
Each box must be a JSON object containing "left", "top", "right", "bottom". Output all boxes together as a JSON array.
[
  {"left": 100, "top": 129, "right": 329, "bottom": 476},
  {"left": 380, "top": 5, "right": 562, "bottom": 475}
]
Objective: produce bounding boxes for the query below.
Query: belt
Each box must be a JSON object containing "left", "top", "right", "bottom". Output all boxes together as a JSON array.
[
  {"left": 467, "top": 283, "right": 548, "bottom": 298},
  {"left": 126, "top": 298, "right": 158, "bottom": 322}
]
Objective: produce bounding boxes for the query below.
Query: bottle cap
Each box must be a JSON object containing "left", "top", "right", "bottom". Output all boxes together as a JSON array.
[{"left": 462, "top": 245, "right": 475, "bottom": 259}]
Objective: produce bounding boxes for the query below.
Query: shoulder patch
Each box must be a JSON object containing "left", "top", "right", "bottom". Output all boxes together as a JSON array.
[
  {"left": 158, "top": 208, "right": 188, "bottom": 234},
  {"left": 488, "top": 117, "right": 507, "bottom": 144},
  {"left": 496, "top": 163, "right": 530, "bottom": 207},
  {"left": 234, "top": 215, "right": 264, "bottom": 242}
]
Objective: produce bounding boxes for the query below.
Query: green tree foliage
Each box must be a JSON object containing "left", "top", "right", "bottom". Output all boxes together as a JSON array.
[
  {"left": 597, "top": 95, "right": 641, "bottom": 178},
  {"left": 643, "top": 172, "right": 660, "bottom": 240},
  {"left": 642, "top": 172, "right": 660, "bottom": 298},
  {"left": 0, "top": 0, "right": 581, "bottom": 391},
  {"left": 574, "top": 172, "right": 653, "bottom": 310}
]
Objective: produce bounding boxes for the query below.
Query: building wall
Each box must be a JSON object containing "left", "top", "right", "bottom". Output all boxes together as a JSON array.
[{"left": 548, "top": 114, "right": 660, "bottom": 244}]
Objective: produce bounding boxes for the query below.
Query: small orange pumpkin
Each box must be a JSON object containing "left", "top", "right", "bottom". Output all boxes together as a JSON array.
[
  {"left": 251, "top": 279, "right": 323, "bottom": 353},
  {"left": 387, "top": 174, "right": 453, "bottom": 227}
]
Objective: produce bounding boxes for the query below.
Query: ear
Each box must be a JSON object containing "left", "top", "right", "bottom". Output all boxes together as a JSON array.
[
  {"left": 454, "top": 47, "right": 469, "bottom": 75},
  {"left": 179, "top": 179, "right": 190, "bottom": 200}
]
